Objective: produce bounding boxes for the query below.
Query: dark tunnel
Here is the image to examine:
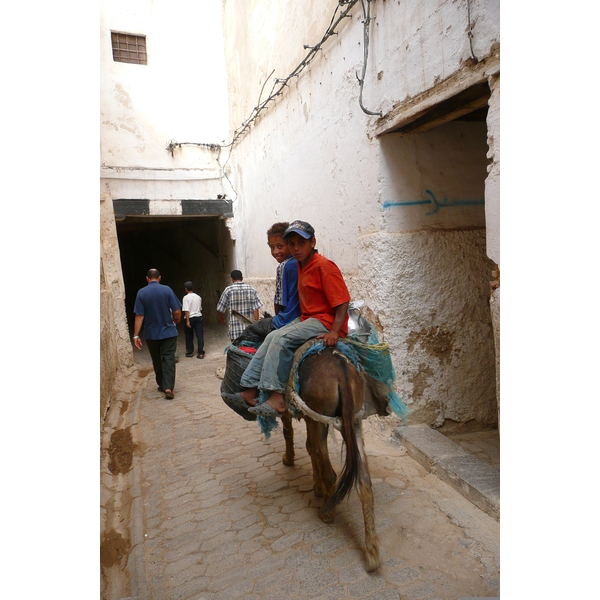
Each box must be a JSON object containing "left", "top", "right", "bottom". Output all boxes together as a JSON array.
[{"left": 115, "top": 215, "right": 235, "bottom": 336}]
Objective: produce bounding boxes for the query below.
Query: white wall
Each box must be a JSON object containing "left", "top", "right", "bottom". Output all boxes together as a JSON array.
[
  {"left": 379, "top": 122, "right": 488, "bottom": 232},
  {"left": 100, "top": 0, "right": 230, "bottom": 200},
  {"left": 368, "top": 0, "right": 500, "bottom": 114},
  {"left": 220, "top": 0, "right": 500, "bottom": 425},
  {"left": 485, "top": 73, "right": 500, "bottom": 266}
]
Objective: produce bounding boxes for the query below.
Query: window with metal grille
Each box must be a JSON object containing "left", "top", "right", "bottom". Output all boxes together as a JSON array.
[{"left": 111, "top": 32, "right": 147, "bottom": 65}]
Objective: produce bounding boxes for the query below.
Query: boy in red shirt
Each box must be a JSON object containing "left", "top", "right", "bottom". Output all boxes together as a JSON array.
[{"left": 226, "top": 220, "right": 350, "bottom": 417}]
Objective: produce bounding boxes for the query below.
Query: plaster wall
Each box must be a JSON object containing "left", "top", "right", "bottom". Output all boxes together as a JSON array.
[
  {"left": 358, "top": 230, "right": 495, "bottom": 425},
  {"left": 379, "top": 122, "right": 488, "bottom": 232},
  {"left": 221, "top": 0, "right": 499, "bottom": 425},
  {"left": 367, "top": 0, "right": 499, "bottom": 115},
  {"left": 223, "top": 0, "right": 500, "bottom": 130},
  {"left": 226, "top": 42, "right": 381, "bottom": 278},
  {"left": 372, "top": 122, "right": 495, "bottom": 424},
  {"left": 100, "top": 0, "right": 229, "bottom": 201},
  {"left": 101, "top": 187, "right": 135, "bottom": 366},
  {"left": 485, "top": 73, "right": 500, "bottom": 266},
  {"left": 484, "top": 73, "right": 500, "bottom": 422},
  {"left": 100, "top": 278, "right": 119, "bottom": 425},
  {"left": 100, "top": 186, "right": 134, "bottom": 427}
]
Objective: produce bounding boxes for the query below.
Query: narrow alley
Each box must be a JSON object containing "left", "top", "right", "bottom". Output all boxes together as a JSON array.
[{"left": 101, "top": 325, "right": 499, "bottom": 600}]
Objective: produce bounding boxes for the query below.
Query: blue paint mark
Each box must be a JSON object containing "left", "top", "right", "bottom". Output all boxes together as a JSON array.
[
  {"left": 383, "top": 189, "right": 484, "bottom": 215},
  {"left": 383, "top": 200, "right": 430, "bottom": 208}
]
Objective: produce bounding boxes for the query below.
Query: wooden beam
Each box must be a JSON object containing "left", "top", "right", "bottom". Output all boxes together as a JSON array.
[
  {"left": 399, "top": 95, "right": 490, "bottom": 135},
  {"left": 373, "top": 52, "right": 499, "bottom": 137}
]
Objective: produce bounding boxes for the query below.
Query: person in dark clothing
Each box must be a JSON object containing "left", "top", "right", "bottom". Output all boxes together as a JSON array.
[{"left": 133, "top": 268, "right": 182, "bottom": 400}]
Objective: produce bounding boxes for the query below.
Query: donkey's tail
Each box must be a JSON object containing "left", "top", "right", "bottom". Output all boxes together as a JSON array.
[{"left": 323, "top": 358, "right": 360, "bottom": 514}]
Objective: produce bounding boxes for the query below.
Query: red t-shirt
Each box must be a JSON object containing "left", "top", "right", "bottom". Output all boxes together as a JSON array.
[{"left": 297, "top": 252, "right": 351, "bottom": 336}]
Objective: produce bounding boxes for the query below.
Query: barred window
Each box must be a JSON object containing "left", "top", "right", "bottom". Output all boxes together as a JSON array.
[{"left": 111, "top": 32, "right": 147, "bottom": 65}]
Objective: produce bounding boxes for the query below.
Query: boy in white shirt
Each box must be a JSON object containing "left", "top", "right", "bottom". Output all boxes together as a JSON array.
[{"left": 182, "top": 281, "right": 205, "bottom": 358}]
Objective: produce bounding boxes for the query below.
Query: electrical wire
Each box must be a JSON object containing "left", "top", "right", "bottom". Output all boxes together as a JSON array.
[
  {"left": 164, "top": 1, "right": 379, "bottom": 195},
  {"left": 165, "top": 139, "right": 221, "bottom": 157},
  {"left": 357, "top": 0, "right": 382, "bottom": 117},
  {"left": 165, "top": 1, "right": 482, "bottom": 204},
  {"left": 467, "top": 0, "right": 478, "bottom": 61},
  {"left": 224, "top": 0, "right": 359, "bottom": 150}
]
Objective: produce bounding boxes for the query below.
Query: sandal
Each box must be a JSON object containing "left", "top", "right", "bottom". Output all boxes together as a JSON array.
[
  {"left": 248, "top": 403, "right": 285, "bottom": 418},
  {"left": 221, "top": 391, "right": 255, "bottom": 411}
]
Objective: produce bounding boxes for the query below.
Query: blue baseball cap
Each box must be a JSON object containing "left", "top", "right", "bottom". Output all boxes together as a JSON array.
[{"left": 283, "top": 220, "right": 315, "bottom": 239}]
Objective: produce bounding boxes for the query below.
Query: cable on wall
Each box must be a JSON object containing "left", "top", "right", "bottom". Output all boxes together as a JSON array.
[
  {"left": 223, "top": 0, "right": 359, "bottom": 150},
  {"left": 165, "top": 140, "right": 221, "bottom": 158},
  {"left": 165, "top": 1, "right": 364, "bottom": 200},
  {"left": 357, "top": 0, "right": 382, "bottom": 117},
  {"left": 467, "top": 0, "right": 478, "bottom": 61}
]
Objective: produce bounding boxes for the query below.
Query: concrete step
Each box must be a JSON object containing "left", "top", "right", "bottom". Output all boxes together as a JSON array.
[{"left": 394, "top": 424, "right": 500, "bottom": 520}]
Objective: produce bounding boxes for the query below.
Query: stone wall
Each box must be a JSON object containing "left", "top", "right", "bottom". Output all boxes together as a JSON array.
[{"left": 100, "top": 187, "right": 134, "bottom": 428}]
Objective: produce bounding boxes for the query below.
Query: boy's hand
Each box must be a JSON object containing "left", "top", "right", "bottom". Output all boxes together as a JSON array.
[
  {"left": 319, "top": 330, "right": 340, "bottom": 347},
  {"left": 318, "top": 302, "right": 349, "bottom": 347}
]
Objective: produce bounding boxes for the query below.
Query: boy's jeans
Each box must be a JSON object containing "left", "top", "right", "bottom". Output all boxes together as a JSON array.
[
  {"left": 240, "top": 317, "right": 328, "bottom": 394},
  {"left": 185, "top": 316, "right": 204, "bottom": 355}
]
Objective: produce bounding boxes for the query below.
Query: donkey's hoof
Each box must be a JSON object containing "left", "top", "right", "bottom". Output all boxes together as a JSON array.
[
  {"left": 313, "top": 485, "right": 325, "bottom": 498},
  {"left": 365, "top": 548, "right": 382, "bottom": 572},
  {"left": 282, "top": 453, "right": 294, "bottom": 466},
  {"left": 318, "top": 509, "right": 334, "bottom": 524}
]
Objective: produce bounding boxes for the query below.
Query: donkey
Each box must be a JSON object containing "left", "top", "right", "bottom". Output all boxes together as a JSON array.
[
  {"left": 225, "top": 314, "right": 394, "bottom": 572},
  {"left": 280, "top": 339, "right": 392, "bottom": 572}
]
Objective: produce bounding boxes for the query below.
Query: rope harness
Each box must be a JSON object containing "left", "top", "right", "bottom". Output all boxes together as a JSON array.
[
  {"left": 288, "top": 388, "right": 367, "bottom": 431},
  {"left": 286, "top": 343, "right": 368, "bottom": 430}
]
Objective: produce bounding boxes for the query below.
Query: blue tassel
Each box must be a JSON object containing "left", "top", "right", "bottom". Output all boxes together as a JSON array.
[
  {"left": 388, "top": 390, "right": 409, "bottom": 422},
  {"left": 255, "top": 390, "right": 279, "bottom": 439}
]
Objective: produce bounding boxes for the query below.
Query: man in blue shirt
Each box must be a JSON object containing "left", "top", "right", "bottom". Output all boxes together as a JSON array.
[{"left": 133, "top": 268, "right": 182, "bottom": 400}]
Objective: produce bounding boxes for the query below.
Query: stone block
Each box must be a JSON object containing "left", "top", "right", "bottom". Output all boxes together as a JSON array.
[{"left": 394, "top": 425, "right": 500, "bottom": 519}]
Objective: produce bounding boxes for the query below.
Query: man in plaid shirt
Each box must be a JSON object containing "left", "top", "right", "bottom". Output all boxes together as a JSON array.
[{"left": 217, "top": 270, "right": 264, "bottom": 341}]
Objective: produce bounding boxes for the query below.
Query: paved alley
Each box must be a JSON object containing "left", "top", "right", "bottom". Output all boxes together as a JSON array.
[{"left": 101, "top": 326, "right": 499, "bottom": 600}]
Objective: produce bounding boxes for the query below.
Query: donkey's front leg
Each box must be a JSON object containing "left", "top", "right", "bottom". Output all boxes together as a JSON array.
[
  {"left": 281, "top": 411, "right": 295, "bottom": 466},
  {"left": 305, "top": 419, "right": 336, "bottom": 521}
]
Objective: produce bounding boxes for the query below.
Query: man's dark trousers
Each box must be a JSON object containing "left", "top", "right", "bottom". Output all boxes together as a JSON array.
[
  {"left": 185, "top": 316, "right": 204, "bottom": 355},
  {"left": 146, "top": 336, "right": 178, "bottom": 391}
]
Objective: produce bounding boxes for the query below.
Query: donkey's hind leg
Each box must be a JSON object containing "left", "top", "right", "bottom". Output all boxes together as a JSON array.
[
  {"left": 305, "top": 418, "right": 337, "bottom": 522},
  {"left": 355, "top": 420, "right": 382, "bottom": 572},
  {"left": 281, "top": 411, "right": 295, "bottom": 466}
]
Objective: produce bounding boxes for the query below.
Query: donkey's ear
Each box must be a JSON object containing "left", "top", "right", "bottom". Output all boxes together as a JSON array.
[{"left": 362, "top": 372, "right": 391, "bottom": 417}]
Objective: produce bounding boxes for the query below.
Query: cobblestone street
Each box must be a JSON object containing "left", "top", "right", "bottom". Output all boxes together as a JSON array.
[{"left": 101, "top": 326, "right": 499, "bottom": 600}]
